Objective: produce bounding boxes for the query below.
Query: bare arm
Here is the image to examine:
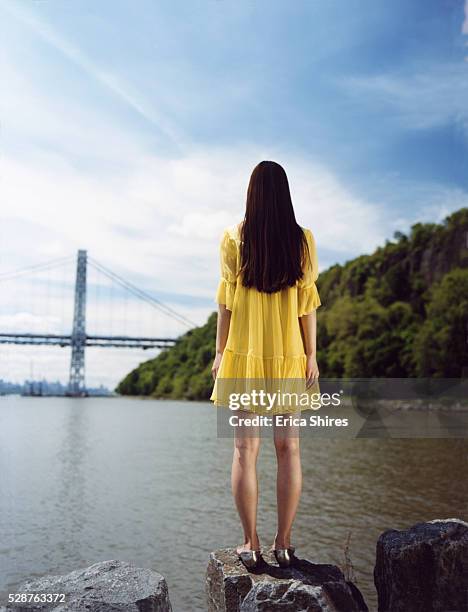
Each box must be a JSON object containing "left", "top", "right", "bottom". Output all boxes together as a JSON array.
[
  {"left": 300, "top": 310, "right": 319, "bottom": 387},
  {"left": 211, "top": 304, "right": 231, "bottom": 380}
]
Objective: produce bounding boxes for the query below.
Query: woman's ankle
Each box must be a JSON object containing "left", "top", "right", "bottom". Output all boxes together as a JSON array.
[
  {"left": 245, "top": 532, "right": 260, "bottom": 550},
  {"left": 273, "top": 533, "right": 290, "bottom": 549}
]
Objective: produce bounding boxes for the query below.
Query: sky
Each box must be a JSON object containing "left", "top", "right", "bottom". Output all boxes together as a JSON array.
[{"left": 0, "top": 0, "right": 467, "bottom": 387}]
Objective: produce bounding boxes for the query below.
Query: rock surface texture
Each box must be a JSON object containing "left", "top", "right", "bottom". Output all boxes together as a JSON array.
[
  {"left": 2, "top": 559, "right": 172, "bottom": 612},
  {"left": 374, "top": 518, "right": 468, "bottom": 612},
  {"left": 206, "top": 548, "right": 368, "bottom": 611}
]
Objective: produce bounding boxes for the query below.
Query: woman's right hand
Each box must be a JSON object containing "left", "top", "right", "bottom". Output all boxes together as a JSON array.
[
  {"left": 306, "top": 354, "right": 319, "bottom": 388},
  {"left": 211, "top": 351, "right": 223, "bottom": 380}
]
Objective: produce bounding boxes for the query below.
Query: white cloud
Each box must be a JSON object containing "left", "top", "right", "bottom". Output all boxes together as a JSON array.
[
  {"left": 339, "top": 62, "right": 468, "bottom": 136},
  {"left": 1, "top": 146, "right": 390, "bottom": 282},
  {"left": 463, "top": 1, "right": 468, "bottom": 35},
  {"left": 168, "top": 210, "right": 238, "bottom": 239}
]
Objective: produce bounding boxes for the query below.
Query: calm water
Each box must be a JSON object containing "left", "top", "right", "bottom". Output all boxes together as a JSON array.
[{"left": 0, "top": 397, "right": 467, "bottom": 611}]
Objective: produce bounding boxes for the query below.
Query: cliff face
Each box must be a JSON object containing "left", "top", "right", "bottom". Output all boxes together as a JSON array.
[
  {"left": 416, "top": 218, "right": 468, "bottom": 286},
  {"left": 117, "top": 208, "right": 468, "bottom": 398},
  {"left": 315, "top": 208, "right": 468, "bottom": 378},
  {"left": 318, "top": 208, "right": 468, "bottom": 307}
]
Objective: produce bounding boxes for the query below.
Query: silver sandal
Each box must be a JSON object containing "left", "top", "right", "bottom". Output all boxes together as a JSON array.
[
  {"left": 273, "top": 546, "right": 295, "bottom": 568},
  {"left": 238, "top": 549, "right": 261, "bottom": 570}
]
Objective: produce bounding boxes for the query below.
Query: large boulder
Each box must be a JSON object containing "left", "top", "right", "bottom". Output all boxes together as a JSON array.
[
  {"left": 3, "top": 559, "right": 172, "bottom": 611},
  {"left": 374, "top": 519, "right": 468, "bottom": 612},
  {"left": 206, "top": 548, "right": 368, "bottom": 611}
]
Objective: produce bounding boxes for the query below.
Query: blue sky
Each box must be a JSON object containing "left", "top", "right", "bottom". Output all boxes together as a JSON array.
[{"left": 1, "top": 0, "right": 467, "bottom": 385}]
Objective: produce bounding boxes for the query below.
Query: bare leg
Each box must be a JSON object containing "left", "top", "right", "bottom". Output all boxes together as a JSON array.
[
  {"left": 231, "top": 410, "right": 261, "bottom": 552},
  {"left": 273, "top": 415, "right": 302, "bottom": 549}
]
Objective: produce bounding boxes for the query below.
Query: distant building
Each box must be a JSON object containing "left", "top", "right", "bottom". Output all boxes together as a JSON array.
[{"left": 0, "top": 379, "right": 113, "bottom": 397}]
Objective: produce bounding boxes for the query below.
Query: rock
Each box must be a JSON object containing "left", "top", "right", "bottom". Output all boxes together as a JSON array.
[
  {"left": 374, "top": 519, "right": 468, "bottom": 612},
  {"left": 206, "top": 548, "right": 368, "bottom": 611},
  {"left": 3, "top": 559, "right": 172, "bottom": 611}
]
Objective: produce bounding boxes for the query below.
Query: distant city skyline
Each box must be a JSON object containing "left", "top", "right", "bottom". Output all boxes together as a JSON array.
[
  {"left": 1, "top": 0, "right": 467, "bottom": 386},
  {"left": 0, "top": 377, "right": 112, "bottom": 396}
]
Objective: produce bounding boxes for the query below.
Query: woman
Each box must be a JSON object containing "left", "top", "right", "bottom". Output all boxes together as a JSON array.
[{"left": 210, "top": 160, "right": 321, "bottom": 570}]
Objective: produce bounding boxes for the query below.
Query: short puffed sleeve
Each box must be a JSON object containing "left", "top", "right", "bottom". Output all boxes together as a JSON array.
[
  {"left": 215, "top": 229, "right": 238, "bottom": 311},
  {"left": 297, "top": 228, "right": 321, "bottom": 316}
]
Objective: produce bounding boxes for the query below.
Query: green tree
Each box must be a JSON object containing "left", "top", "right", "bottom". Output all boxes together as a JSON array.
[{"left": 413, "top": 268, "right": 468, "bottom": 377}]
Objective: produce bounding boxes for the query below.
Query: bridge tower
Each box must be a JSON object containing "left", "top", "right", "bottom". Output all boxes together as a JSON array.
[{"left": 68, "top": 249, "right": 87, "bottom": 396}]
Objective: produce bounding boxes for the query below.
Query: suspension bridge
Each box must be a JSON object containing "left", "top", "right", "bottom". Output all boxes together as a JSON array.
[{"left": 0, "top": 250, "right": 195, "bottom": 396}]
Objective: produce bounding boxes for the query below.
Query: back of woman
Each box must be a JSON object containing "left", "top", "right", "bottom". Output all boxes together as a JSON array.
[
  {"left": 210, "top": 160, "right": 322, "bottom": 569},
  {"left": 211, "top": 160, "right": 321, "bottom": 400}
]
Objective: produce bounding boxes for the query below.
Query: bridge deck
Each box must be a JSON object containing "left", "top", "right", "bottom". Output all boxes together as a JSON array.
[{"left": 0, "top": 333, "right": 177, "bottom": 349}]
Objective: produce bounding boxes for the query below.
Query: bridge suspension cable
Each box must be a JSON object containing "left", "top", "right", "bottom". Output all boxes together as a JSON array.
[
  {"left": 0, "top": 255, "right": 74, "bottom": 282},
  {"left": 88, "top": 257, "right": 196, "bottom": 328}
]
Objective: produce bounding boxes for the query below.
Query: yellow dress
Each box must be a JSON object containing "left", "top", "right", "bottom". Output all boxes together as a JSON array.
[{"left": 210, "top": 224, "right": 321, "bottom": 414}]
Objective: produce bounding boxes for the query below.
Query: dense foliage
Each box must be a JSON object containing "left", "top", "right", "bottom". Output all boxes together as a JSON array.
[
  {"left": 117, "top": 208, "right": 468, "bottom": 398},
  {"left": 117, "top": 313, "right": 217, "bottom": 400}
]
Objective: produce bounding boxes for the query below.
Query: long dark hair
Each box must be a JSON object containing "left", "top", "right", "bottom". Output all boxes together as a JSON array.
[{"left": 240, "top": 160, "right": 308, "bottom": 293}]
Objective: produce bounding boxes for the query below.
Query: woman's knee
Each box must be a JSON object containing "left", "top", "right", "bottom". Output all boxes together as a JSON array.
[
  {"left": 234, "top": 436, "right": 260, "bottom": 461},
  {"left": 274, "top": 435, "right": 300, "bottom": 458}
]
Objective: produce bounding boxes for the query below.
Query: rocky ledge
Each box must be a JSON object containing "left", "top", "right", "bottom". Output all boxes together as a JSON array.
[
  {"left": 374, "top": 518, "right": 468, "bottom": 612},
  {"left": 2, "top": 519, "right": 466, "bottom": 611},
  {"left": 206, "top": 547, "right": 368, "bottom": 612},
  {"left": 2, "top": 559, "right": 172, "bottom": 612}
]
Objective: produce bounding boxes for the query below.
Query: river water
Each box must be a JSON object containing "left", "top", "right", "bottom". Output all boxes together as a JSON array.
[{"left": 0, "top": 396, "right": 467, "bottom": 611}]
